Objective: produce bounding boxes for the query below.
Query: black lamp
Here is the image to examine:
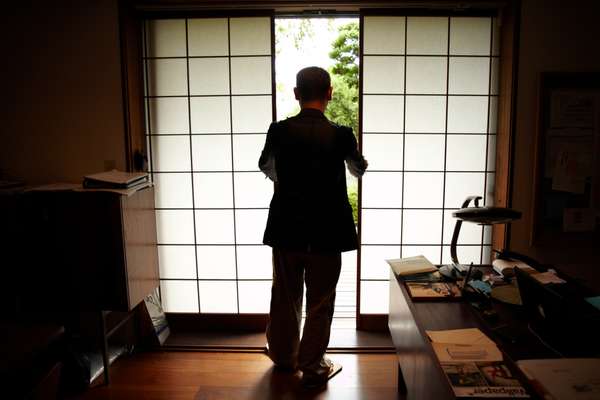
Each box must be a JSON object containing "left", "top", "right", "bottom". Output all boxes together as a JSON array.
[{"left": 439, "top": 195, "right": 522, "bottom": 279}]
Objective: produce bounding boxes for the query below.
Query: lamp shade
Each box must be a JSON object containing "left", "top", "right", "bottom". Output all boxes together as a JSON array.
[{"left": 452, "top": 206, "right": 522, "bottom": 225}]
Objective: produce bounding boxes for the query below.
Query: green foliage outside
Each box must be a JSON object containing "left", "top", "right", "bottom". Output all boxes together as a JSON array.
[
  {"left": 324, "top": 22, "right": 359, "bottom": 139},
  {"left": 326, "top": 21, "right": 360, "bottom": 224},
  {"left": 347, "top": 181, "right": 359, "bottom": 224}
]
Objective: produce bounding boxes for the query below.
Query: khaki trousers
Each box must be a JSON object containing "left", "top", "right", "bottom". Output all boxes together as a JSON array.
[{"left": 266, "top": 248, "right": 341, "bottom": 376}]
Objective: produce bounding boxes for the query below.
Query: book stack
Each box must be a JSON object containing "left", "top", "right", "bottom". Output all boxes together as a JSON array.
[
  {"left": 426, "top": 328, "right": 529, "bottom": 398},
  {"left": 83, "top": 170, "right": 149, "bottom": 189},
  {"left": 386, "top": 256, "right": 460, "bottom": 300}
]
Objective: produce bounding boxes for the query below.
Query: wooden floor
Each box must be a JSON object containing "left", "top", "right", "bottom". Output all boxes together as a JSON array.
[{"left": 74, "top": 351, "right": 400, "bottom": 400}]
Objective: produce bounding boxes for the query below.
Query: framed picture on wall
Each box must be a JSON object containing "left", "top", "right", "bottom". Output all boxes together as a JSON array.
[{"left": 530, "top": 72, "right": 600, "bottom": 245}]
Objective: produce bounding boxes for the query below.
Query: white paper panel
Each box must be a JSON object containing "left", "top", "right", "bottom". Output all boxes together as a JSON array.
[
  {"left": 449, "top": 17, "right": 491, "bottom": 55},
  {"left": 233, "top": 134, "right": 266, "bottom": 171},
  {"left": 195, "top": 210, "right": 235, "bottom": 244},
  {"left": 193, "top": 173, "right": 233, "bottom": 208},
  {"left": 362, "top": 95, "right": 404, "bottom": 133},
  {"left": 403, "top": 210, "right": 443, "bottom": 244},
  {"left": 158, "top": 245, "right": 196, "bottom": 279},
  {"left": 160, "top": 280, "right": 198, "bottom": 313},
  {"left": 406, "top": 17, "right": 448, "bottom": 55},
  {"left": 449, "top": 57, "right": 490, "bottom": 95},
  {"left": 237, "top": 245, "right": 272, "bottom": 279},
  {"left": 146, "top": 19, "right": 186, "bottom": 57},
  {"left": 401, "top": 245, "right": 442, "bottom": 265},
  {"left": 231, "top": 57, "right": 272, "bottom": 95},
  {"left": 482, "top": 245, "right": 492, "bottom": 264},
  {"left": 151, "top": 136, "right": 190, "bottom": 172},
  {"left": 234, "top": 172, "right": 273, "bottom": 208},
  {"left": 229, "top": 17, "right": 271, "bottom": 56},
  {"left": 191, "top": 135, "right": 232, "bottom": 171},
  {"left": 442, "top": 210, "right": 484, "bottom": 245},
  {"left": 403, "top": 172, "right": 444, "bottom": 208},
  {"left": 360, "top": 245, "right": 400, "bottom": 279},
  {"left": 442, "top": 245, "right": 482, "bottom": 265},
  {"left": 146, "top": 134, "right": 152, "bottom": 171},
  {"left": 444, "top": 173, "right": 485, "bottom": 209},
  {"left": 189, "top": 58, "right": 230, "bottom": 95},
  {"left": 363, "top": 16, "right": 405, "bottom": 54},
  {"left": 492, "top": 18, "right": 500, "bottom": 56},
  {"left": 156, "top": 210, "right": 195, "bottom": 244},
  {"left": 235, "top": 209, "right": 269, "bottom": 245},
  {"left": 360, "top": 281, "right": 389, "bottom": 314},
  {"left": 363, "top": 56, "right": 404, "bottom": 94},
  {"left": 404, "top": 134, "right": 445, "bottom": 171},
  {"left": 487, "top": 135, "right": 496, "bottom": 172},
  {"left": 405, "top": 57, "right": 447, "bottom": 94},
  {"left": 361, "top": 209, "right": 402, "bottom": 245},
  {"left": 153, "top": 173, "right": 193, "bottom": 208},
  {"left": 489, "top": 96, "right": 498, "bottom": 134},
  {"left": 190, "top": 97, "right": 231, "bottom": 134},
  {"left": 231, "top": 95, "right": 272, "bottom": 133},
  {"left": 483, "top": 225, "right": 492, "bottom": 245},
  {"left": 196, "top": 245, "right": 236, "bottom": 279},
  {"left": 447, "top": 96, "right": 488, "bottom": 133},
  {"left": 362, "top": 172, "right": 402, "bottom": 208},
  {"left": 361, "top": 134, "right": 403, "bottom": 171},
  {"left": 486, "top": 172, "right": 495, "bottom": 206},
  {"left": 187, "top": 18, "right": 228, "bottom": 56},
  {"left": 239, "top": 281, "right": 272, "bottom": 313},
  {"left": 490, "top": 57, "right": 499, "bottom": 95},
  {"left": 198, "top": 281, "right": 238, "bottom": 313},
  {"left": 405, "top": 96, "right": 446, "bottom": 133},
  {"left": 149, "top": 98, "right": 189, "bottom": 134},
  {"left": 147, "top": 59, "right": 187, "bottom": 96},
  {"left": 446, "top": 135, "right": 487, "bottom": 171}
]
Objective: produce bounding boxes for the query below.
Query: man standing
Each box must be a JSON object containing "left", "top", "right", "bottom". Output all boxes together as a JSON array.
[{"left": 259, "top": 66, "right": 368, "bottom": 387}]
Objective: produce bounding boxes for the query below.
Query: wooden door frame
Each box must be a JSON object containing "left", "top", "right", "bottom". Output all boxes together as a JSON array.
[{"left": 118, "top": 0, "right": 520, "bottom": 332}]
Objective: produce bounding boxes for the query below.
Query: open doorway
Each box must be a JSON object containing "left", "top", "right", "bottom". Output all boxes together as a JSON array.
[{"left": 275, "top": 16, "right": 360, "bottom": 329}]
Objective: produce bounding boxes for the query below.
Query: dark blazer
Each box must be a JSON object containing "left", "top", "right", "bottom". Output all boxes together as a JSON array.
[{"left": 258, "top": 108, "right": 367, "bottom": 253}]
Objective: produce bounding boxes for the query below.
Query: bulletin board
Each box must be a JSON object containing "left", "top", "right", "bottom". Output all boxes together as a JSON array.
[{"left": 530, "top": 72, "right": 600, "bottom": 244}]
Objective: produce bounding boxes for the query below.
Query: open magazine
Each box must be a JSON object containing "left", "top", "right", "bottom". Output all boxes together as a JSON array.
[{"left": 442, "top": 361, "right": 529, "bottom": 398}]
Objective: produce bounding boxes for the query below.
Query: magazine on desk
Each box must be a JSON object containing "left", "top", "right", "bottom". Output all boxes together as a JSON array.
[
  {"left": 405, "top": 281, "right": 462, "bottom": 300},
  {"left": 441, "top": 361, "right": 529, "bottom": 398}
]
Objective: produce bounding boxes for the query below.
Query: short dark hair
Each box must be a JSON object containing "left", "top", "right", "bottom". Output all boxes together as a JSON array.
[{"left": 295, "top": 66, "right": 331, "bottom": 101}]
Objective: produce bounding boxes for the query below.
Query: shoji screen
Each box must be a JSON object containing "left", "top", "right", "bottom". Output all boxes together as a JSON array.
[
  {"left": 143, "top": 17, "right": 275, "bottom": 313},
  {"left": 360, "top": 15, "right": 499, "bottom": 314}
]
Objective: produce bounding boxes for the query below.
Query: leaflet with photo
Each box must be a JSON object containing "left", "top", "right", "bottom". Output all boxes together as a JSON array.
[
  {"left": 406, "top": 282, "right": 461, "bottom": 300},
  {"left": 442, "top": 361, "right": 529, "bottom": 398}
]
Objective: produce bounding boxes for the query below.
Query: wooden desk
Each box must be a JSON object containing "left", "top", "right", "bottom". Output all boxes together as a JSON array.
[{"left": 388, "top": 268, "right": 551, "bottom": 399}]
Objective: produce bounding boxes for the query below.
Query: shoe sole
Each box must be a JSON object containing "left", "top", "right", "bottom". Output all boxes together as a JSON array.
[{"left": 302, "top": 363, "right": 342, "bottom": 388}]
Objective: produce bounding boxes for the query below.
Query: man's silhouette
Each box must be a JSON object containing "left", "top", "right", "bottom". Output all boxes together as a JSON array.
[{"left": 259, "top": 66, "right": 368, "bottom": 387}]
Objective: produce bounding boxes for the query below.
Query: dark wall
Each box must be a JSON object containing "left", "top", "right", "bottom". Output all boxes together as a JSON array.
[
  {"left": 509, "top": 0, "right": 600, "bottom": 284},
  {"left": 0, "top": 0, "right": 126, "bottom": 184}
]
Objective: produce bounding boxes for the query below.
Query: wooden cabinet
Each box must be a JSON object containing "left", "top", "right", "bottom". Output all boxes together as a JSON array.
[{"left": 22, "top": 186, "right": 159, "bottom": 312}]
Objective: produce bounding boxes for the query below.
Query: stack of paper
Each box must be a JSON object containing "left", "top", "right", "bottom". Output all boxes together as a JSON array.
[
  {"left": 427, "top": 328, "right": 529, "bottom": 398},
  {"left": 386, "top": 255, "right": 437, "bottom": 276},
  {"left": 83, "top": 170, "right": 149, "bottom": 189},
  {"left": 427, "top": 328, "right": 501, "bottom": 363}
]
